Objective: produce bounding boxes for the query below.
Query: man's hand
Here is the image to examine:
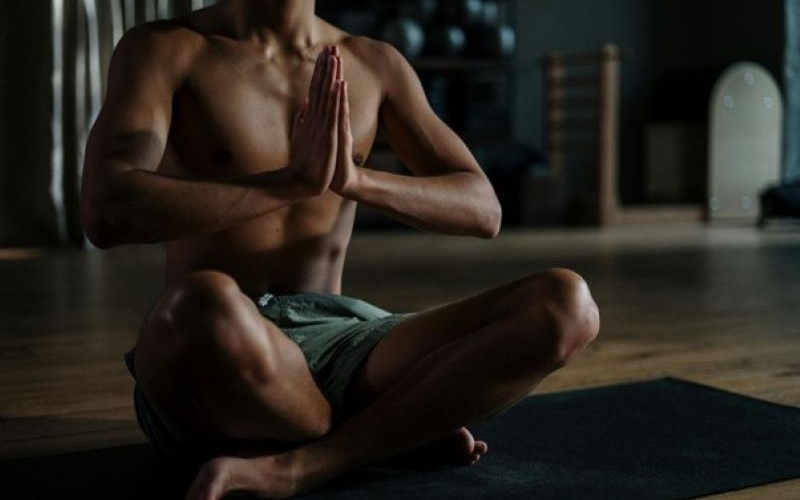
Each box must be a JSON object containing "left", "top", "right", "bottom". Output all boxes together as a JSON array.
[
  {"left": 330, "top": 75, "right": 363, "bottom": 198},
  {"left": 287, "top": 46, "right": 343, "bottom": 196}
]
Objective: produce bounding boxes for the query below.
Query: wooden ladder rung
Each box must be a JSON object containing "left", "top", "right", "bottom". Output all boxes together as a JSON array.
[
  {"left": 547, "top": 74, "right": 598, "bottom": 88},
  {"left": 548, "top": 116, "right": 597, "bottom": 130},
  {"left": 547, "top": 95, "right": 598, "bottom": 109}
]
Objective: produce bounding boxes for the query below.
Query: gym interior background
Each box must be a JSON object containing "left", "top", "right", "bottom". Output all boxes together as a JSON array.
[
  {"left": 0, "top": 0, "right": 796, "bottom": 244},
  {"left": 1, "top": 1, "right": 800, "bottom": 498}
]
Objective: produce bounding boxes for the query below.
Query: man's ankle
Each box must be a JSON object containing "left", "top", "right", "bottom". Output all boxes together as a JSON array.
[{"left": 289, "top": 443, "right": 340, "bottom": 488}]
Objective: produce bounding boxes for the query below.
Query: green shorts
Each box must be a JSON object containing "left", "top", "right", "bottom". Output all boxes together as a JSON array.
[
  {"left": 125, "top": 292, "right": 410, "bottom": 462},
  {"left": 251, "top": 292, "right": 411, "bottom": 412}
]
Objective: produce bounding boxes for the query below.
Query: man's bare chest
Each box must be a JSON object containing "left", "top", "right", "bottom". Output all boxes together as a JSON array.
[{"left": 162, "top": 51, "right": 383, "bottom": 178}]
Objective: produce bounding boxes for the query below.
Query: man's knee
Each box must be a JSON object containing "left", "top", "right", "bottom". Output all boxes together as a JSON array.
[
  {"left": 509, "top": 268, "right": 600, "bottom": 366},
  {"left": 163, "top": 270, "right": 241, "bottom": 324},
  {"left": 147, "top": 270, "right": 277, "bottom": 382}
]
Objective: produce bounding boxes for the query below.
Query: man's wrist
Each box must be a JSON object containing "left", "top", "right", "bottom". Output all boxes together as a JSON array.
[
  {"left": 252, "top": 165, "right": 320, "bottom": 202},
  {"left": 338, "top": 166, "right": 367, "bottom": 200}
]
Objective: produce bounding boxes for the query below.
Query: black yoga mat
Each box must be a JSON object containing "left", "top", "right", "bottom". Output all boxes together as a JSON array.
[{"left": 3, "top": 378, "right": 800, "bottom": 499}]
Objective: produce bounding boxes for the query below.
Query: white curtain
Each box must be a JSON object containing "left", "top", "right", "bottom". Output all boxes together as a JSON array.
[
  {"left": 0, "top": 1, "right": 217, "bottom": 246},
  {"left": 51, "top": 0, "right": 208, "bottom": 245}
]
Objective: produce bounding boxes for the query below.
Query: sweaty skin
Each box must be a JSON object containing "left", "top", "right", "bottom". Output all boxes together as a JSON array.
[{"left": 80, "top": 2, "right": 501, "bottom": 296}]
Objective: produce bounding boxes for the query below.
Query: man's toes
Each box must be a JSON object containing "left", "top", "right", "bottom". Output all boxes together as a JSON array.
[{"left": 474, "top": 440, "right": 489, "bottom": 455}]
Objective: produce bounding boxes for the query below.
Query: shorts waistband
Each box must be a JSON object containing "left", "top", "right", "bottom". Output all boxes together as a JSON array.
[
  {"left": 252, "top": 292, "right": 276, "bottom": 308},
  {"left": 248, "top": 291, "right": 354, "bottom": 307}
]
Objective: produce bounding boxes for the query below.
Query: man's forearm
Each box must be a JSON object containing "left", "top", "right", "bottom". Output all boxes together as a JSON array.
[
  {"left": 348, "top": 167, "right": 501, "bottom": 238},
  {"left": 84, "top": 167, "right": 308, "bottom": 247}
]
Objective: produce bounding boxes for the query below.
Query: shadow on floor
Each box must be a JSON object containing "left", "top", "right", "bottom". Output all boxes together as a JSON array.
[{"left": 1, "top": 443, "right": 194, "bottom": 499}]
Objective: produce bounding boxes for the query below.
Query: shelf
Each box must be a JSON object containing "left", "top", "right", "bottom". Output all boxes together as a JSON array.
[
  {"left": 370, "top": 136, "right": 518, "bottom": 156},
  {"left": 412, "top": 57, "right": 514, "bottom": 72}
]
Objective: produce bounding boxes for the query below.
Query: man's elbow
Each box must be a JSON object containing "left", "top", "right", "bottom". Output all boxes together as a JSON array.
[
  {"left": 81, "top": 206, "right": 117, "bottom": 249},
  {"left": 85, "top": 223, "right": 118, "bottom": 249},
  {"left": 80, "top": 189, "right": 123, "bottom": 249},
  {"left": 474, "top": 200, "right": 502, "bottom": 239}
]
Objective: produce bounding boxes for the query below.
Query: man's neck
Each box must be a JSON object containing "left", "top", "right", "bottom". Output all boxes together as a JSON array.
[{"left": 226, "top": 0, "right": 319, "bottom": 56}]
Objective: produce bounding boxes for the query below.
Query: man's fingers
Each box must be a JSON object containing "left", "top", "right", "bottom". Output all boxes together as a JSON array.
[
  {"left": 327, "top": 80, "right": 342, "bottom": 140},
  {"left": 326, "top": 80, "right": 341, "bottom": 122},
  {"left": 312, "top": 47, "right": 334, "bottom": 117},
  {"left": 314, "top": 54, "right": 336, "bottom": 122},
  {"left": 328, "top": 55, "right": 339, "bottom": 93},
  {"left": 292, "top": 98, "right": 309, "bottom": 135},
  {"left": 338, "top": 81, "right": 352, "bottom": 150},
  {"left": 309, "top": 49, "right": 326, "bottom": 116},
  {"left": 313, "top": 51, "right": 331, "bottom": 117},
  {"left": 309, "top": 47, "right": 343, "bottom": 122}
]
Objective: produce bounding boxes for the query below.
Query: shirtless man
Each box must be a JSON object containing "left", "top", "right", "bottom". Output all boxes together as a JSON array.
[{"left": 80, "top": 1, "right": 600, "bottom": 498}]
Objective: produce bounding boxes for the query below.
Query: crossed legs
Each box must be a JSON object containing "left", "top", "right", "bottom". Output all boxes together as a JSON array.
[
  {"left": 134, "top": 269, "right": 599, "bottom": 499},
  {"left": 134, "top": 271, "right": 333, "bottom": 447}
]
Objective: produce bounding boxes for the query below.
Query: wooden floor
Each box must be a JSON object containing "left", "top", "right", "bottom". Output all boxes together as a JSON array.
[{"left": 1, "top": 225, "right": 799, "bottom": 498}]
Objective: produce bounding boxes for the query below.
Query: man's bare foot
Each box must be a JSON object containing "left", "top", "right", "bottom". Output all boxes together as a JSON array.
[
  {"left": 185, "top": 428, "right": 489, "bottom": 499},
  {"left": 186, "top": 453, "right": 301, "bottom": 500},
  {"left": 378, "top": 427, "right": 489, "bottom": 468}
]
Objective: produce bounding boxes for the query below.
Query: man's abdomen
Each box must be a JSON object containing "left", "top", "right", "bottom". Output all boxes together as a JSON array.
[{"left": 164, "top": 199, "right": 354, "bottom": 296}]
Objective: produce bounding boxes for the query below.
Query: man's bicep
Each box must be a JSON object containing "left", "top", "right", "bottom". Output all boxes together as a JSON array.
[
  {"left": 378, "top": 46, "right": 481, "bottom": 176},
  {"left": 85, "top": 27, "right": 177, "bottom": 180}
]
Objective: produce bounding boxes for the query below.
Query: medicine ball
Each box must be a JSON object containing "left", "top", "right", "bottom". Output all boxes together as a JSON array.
[
  {"left": 469, "top": 23, "right": 516, "bottom": 58},
  {"left": 400, "top": 0, "right": 439, "bottom": 23},
  {"left": 441, "top": 0, "right": 484, "bottom": 25},
  {"left": 480, "top": 1, "right": 500, "bottom": 25},
  {"left": 426, "top": 23, "right": 467, "bottom": 57},
  {"left": 379, "top": 16, "right": 426, "bottom": 59}
]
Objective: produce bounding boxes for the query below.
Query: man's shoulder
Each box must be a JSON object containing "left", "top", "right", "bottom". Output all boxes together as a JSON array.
[
  {"left": 114, "top": 19, "right": 206, "bottom": 74},
  {"left": 338, "top": 34, "right": 411, "bottom": 85},
  {"left": 341, "top": 34, "right": 404, "bottom": 66},
  {"left": 121, "top": 19, "right": 205, "bottom": 52}
]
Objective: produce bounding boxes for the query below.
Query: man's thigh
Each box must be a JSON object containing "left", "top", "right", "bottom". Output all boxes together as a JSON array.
[{"left": 344, "top": 274, "right": 538, "bottom": 409}]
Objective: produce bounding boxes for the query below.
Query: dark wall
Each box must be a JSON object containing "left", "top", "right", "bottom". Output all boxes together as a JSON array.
[
  {"left": 513, "top": 0, "right": 784, "bottom": 203},
  {"left": 0, "top": 2, "right": 60, "bottom": 245},
  {"left": 0, "top": 7, "right": 7, "bottom": 238}
]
